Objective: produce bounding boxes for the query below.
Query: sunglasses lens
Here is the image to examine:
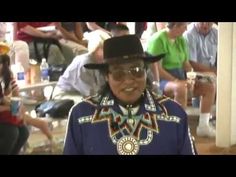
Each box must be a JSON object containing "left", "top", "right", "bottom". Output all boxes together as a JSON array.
[
  {"left": 130, "top": 67, "right": 144, "bottom": 78},
  {"left": 110, "top": 67, "right": 145, "bottom": 81}
]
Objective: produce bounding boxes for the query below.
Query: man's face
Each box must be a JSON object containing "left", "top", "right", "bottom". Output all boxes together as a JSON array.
[
  {"left": 106, "top": 59, "right": 146, "bottom": 105},
  {"left": 196, "top": 22, "right": 214, "bottom": 35}
]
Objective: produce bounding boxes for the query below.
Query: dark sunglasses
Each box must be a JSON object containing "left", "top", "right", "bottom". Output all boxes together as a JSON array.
[{"left": 109, "top": 67, "right": 145, "bottom": 81}]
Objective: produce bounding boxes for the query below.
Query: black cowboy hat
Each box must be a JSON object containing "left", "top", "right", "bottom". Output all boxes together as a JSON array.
[{"left": 84, "top": 35, "right": 165, "bottom": 70}]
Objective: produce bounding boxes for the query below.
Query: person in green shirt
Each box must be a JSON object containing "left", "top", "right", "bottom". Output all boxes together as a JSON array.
[{"left": 147, "top": 22, "right": 216, "bottom": 138}]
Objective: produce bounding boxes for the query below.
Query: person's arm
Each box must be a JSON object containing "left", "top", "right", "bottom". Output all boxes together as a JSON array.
[
  {"left": 86, "top": 22, "right": 111, "bottom": 35},
  {"left": 12, "top": 22, "right": 18, "bottom": 40},
  {"left": 117, "top": 22, "right": 127, "bottom": 25},
  {"left": 55, "top": 23, "right": 79, "bottom": 42},
  {"left": 74, "top": 22, "right": 84, "bottom": 41},
  {"left": 183, "top": 60, "right": 194, "bottom": 73},
  {"left": 150, "top": 62, "right": 160, "bottom": 82},
  {"left": 19, "top": 24, "right": 58, "bottom": 39},
  {"left": 190, "top": 60, "right": 217, "bottom": 74},
  {"left": 9, "top": 76, "right": 20, "bottom": 97},
  {"left": 55, "top": 22, "right": 87, "bottom": 47},
  {"left": 75, "top": 63, "right": 103, "bottom": 97}
]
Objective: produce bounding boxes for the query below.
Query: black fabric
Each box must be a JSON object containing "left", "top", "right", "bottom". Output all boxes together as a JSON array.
[
  {"left": 0, "top": 124, "right": 29, "bottom": 155},
  {"left": 48, "top": 64, "right": 67, "bottom": 81},
  {"left": 135, "top": 22, "right": 147, "bottom": 39},
  {"left": 35, "top": 99, "right": 74, "bottom": 119},
  {"left": 32, "top": 37, "right": 62, "bottom": 63}
]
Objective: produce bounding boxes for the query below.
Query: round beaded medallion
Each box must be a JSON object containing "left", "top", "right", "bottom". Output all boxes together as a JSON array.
[{"left": 117, "top": 136, "right": 139, "bottom": 155}]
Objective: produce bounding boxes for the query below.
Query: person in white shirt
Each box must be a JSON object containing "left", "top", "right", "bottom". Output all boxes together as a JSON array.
[
  {"left": 52, "top": 31, "right": 110, "bottom": 104},
  {"left": 184, "top": 22, "right": 217, "bottom": 74}
]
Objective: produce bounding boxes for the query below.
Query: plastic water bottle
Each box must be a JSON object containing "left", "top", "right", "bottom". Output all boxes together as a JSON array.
[
  {"left": 40, "top": 58, "right": 49, "bottom": 82},
  {"left": 15, "top": 62, "right": 25, "bottom": 87}
]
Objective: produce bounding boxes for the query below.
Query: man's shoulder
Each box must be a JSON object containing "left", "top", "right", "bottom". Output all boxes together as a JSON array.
[
  {"left": 71, "top": 95, "right": 99, "bottom": 116},
  {"left": 155, "top": 95, "right": 180, "bottom": 107},
  {"left": 210, "top": 27, "right": 218, "bottom": 38},
  {"left": 153, "top": 94, "right": 187, "bottom": 116},
  {"left": 78, "top": 94, "right": 101, "bottom": 107},
  {"left": 72, "top": 53, "right": 90, "bottom": 65},
  {"left": 184, "top": 25, "right": 197, "bottom": 39}
]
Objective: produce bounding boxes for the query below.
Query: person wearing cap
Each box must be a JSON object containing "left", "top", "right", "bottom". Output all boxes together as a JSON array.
[
  {"left": 63, "top": 35, "right": 197, "bottom": 155},
  {"left": 147, "top": 22, "right": 216, "bottom": 138}
]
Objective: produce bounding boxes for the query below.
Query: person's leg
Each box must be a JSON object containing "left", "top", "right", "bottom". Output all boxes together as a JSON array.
[
  {"left": 0, "top": 123, "right": 19, "bottom": 154},
  {"left": 28, "top": 42, "right": 66, "bottom": 66},
  {"left": 194, "top": 81, "right": 216, "bottom": 137},
  {"left": 60, "top": 44, "right": 76, "bottom": 66},
  {"left": 23, "top": 114, "right": 53, "bottom": 140},
  {"left": 163, "top": 80, "right": 188, "bottom": 108},
  {"left": 11, "top": 125, "right": 29, "bottom": 154},
  {"left": 59, "top": 39, "right": 88, "bottom": 56}
]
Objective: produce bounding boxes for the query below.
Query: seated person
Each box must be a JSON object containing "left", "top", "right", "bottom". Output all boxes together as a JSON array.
[
  {"left": 55, "top": 22, "right": 88, "bottom": 56},
  {"left": 0, "top": 66, "right": 29, "bottom": 154},
  {"left": 14, "top": 22, "right": 75, "bottom": 66},
  {"left": 183, "top": 22, "right": 217, "bottom": 74},
  {"left": 1, "top": 54, "right": 29, "bottom": 154},
  {"left": 52, "top": 31, "right": 110, "bottom": 104},
  {"left": 0, "top": 52, "right": 53, "bottom": 145},
  {"left": 147, "top": 22, "right": 216, "bottom": 138}
]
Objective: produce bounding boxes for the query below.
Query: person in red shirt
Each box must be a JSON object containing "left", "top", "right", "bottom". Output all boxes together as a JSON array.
[
  {"left": 14, "top": 22, "right": 75, "bottom": 66},
  {"left": 0, "top": 53, "right": 29, "bottom": 154},
  {"left": 0, "top": 51, "right": 53, "bottom": 154}
]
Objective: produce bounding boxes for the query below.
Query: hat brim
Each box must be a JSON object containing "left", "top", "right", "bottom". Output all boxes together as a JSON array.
[{"left": 84, "top": 53, "right": 165, "bottom": 70}]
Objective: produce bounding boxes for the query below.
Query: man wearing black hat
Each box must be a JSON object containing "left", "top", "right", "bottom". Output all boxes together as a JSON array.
[{"left": 63, "top": 35, "right": 197, "bottom": 155}]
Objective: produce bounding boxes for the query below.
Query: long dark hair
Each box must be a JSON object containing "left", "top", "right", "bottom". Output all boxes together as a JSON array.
[{"left": 0, "top": 54, "right": 11, "bottom": 92}]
